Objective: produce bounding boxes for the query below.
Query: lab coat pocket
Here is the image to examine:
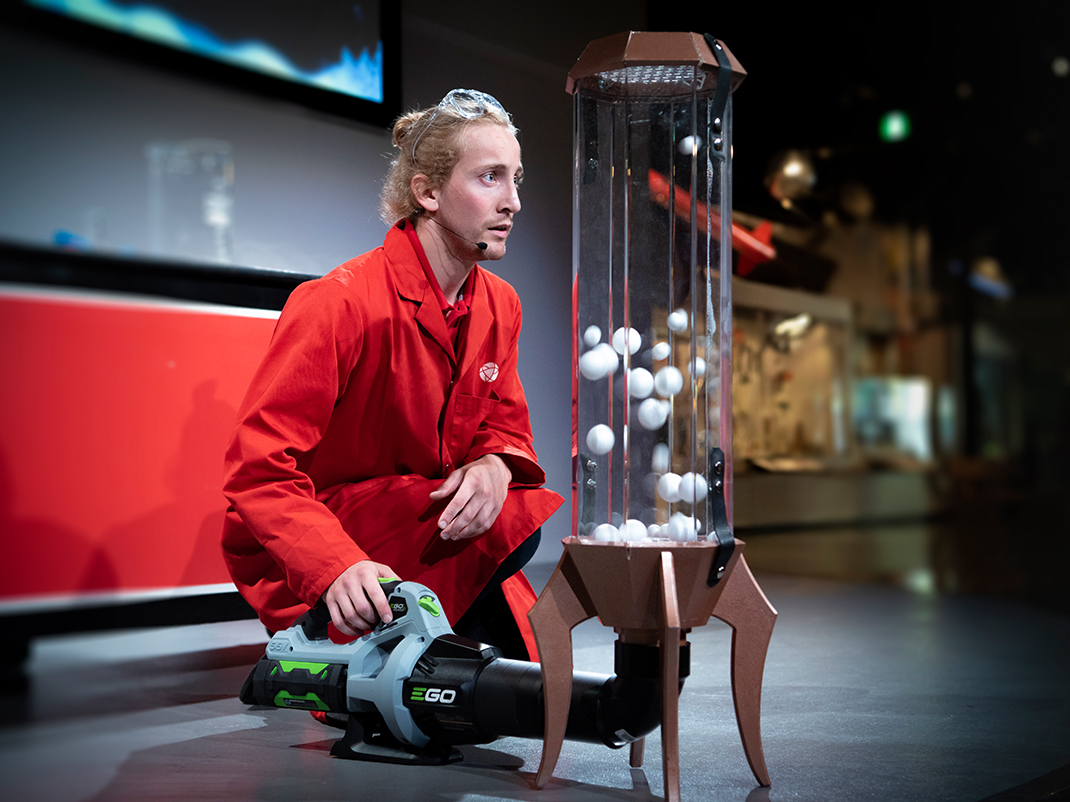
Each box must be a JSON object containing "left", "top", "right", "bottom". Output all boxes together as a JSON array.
[{"left": 446, "top": 392, "right": 500, "bottom": 466}]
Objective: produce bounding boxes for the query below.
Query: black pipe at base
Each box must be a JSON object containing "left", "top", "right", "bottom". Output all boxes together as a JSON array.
[{"left": 455, "top": 639, "right": 689, "bottom": 748}]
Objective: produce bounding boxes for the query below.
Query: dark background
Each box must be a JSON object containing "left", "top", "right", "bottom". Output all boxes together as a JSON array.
[{"left": 652, "top": 2, "right": 1070, "bottom": 291}]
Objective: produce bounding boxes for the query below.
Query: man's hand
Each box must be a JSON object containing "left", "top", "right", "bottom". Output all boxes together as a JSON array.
[
  {"left": 430, "top": 454, "right": 511, "bottom": 540},
  {"left": 323, "top": 559, "right": 398, "bottom": 637}
]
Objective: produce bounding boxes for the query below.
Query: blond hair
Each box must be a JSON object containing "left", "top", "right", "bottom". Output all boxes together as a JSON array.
[{"left": 379, "top": 92, "right": 517, "bottom": 225}]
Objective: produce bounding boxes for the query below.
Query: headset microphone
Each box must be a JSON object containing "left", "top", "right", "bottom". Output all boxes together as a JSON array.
[{"left": 427, "top": 215, "right": 487, "bottom": 250}]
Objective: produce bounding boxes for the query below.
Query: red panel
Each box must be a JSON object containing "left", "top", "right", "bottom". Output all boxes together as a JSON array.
[{"left": 0, "top": 288, "right": 278, "bottom": 604}]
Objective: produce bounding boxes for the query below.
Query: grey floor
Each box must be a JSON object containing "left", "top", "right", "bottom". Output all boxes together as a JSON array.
[{"left": 2, "top": 560, "right": 1069, "bottom": 802}]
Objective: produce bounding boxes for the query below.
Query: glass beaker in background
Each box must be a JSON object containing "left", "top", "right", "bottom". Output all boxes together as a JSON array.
[{"left": 146, "top": 139, "right": 234, "bottom": 264}]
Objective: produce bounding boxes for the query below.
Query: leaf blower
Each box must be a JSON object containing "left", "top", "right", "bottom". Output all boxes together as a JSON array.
[{"left": 240, "top": 579, "right": 689, "bottom": 764}]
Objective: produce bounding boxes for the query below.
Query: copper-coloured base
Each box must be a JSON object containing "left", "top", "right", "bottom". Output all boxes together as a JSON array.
[{"left": 528, "top": 538, "right": 776, "bottom": 800}]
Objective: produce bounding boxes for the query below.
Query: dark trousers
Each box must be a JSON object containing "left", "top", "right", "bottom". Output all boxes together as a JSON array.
[{"left": 452, "top": 528, "right": 540, "bottom": 659}]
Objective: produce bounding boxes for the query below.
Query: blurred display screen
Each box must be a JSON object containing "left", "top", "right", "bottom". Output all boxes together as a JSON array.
[
  {"left": 22, "top": 0, "right": 389, "bottom": 107},
  {"left": 853, "top": 377, "right": 934, "bottom": 463}
]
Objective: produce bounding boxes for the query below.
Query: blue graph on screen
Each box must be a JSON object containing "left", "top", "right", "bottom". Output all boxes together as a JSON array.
[{"left": 27, "top": 0, "right": 384, "bottom": 103}]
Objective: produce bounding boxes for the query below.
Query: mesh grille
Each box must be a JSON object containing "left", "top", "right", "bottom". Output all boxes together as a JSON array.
[{"left": 589, "top": 65, "right": 710, "bottom": 97}]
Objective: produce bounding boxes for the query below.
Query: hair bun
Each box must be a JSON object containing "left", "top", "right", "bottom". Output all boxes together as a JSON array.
[{"left": 392, "top": 111, "right": 425, "bottom": 149}]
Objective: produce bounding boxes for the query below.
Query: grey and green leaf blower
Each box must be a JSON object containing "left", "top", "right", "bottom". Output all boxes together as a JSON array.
[{"left": 240, "top": 580, "right": 688, "bottom": 764}]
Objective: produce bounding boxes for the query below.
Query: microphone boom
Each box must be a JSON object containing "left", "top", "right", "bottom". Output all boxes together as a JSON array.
[{"left": 428, "top": 216, "right": 487, "bottom": 250}]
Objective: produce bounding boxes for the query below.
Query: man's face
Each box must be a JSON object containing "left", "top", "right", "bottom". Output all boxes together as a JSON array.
[{"left": 434, "top": 122, "right": 522, "bottom": 261}]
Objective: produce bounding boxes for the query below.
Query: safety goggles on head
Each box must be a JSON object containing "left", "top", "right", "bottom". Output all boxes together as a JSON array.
[{"left": 410, "top": 89, "right": 508, "bottom": 165}]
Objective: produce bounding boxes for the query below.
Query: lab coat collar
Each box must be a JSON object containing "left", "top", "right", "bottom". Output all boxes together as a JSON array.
[{"left": 385, "top": 221, "right": 492, "bottom": 375}]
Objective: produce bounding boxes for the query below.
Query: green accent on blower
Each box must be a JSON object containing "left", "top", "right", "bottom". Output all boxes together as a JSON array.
[
  {"left": 410, "top": 687, "right": 426, "bottom": 701},
  {"left": 274, "top": 690, "right": 329, "bottom": 711},
  {"left": 418, "top": 596, "right": 440, "bottom": 617},
  {"left": 278, "top": 660, "right": 330, "bottom": 676}
]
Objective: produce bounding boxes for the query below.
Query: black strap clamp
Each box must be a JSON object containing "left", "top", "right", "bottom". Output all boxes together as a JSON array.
[
  {"left": 707, "top": 447, "right": 735, "bottom": 586},
  {"left": 703, "top": 33, "right": 734, "bottom": 161}
]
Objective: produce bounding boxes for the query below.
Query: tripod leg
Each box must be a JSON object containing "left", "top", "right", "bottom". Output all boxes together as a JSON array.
[
  {"left": 712, "top": 555, "right": 777, "bottom": 787},
  {"left": 659, "top": 551, "right": 682, "bottom": 802},
  {"left": 629, "top": 738, "right": 645, "bottom": 768},
  {"left": 528, "top": 551, "right": 597, "bottom": 789}
]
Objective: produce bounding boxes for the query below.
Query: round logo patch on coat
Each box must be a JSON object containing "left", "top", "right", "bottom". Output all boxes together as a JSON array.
[{"left": 479, "top": 362, "right": 500, "bottom": 382}]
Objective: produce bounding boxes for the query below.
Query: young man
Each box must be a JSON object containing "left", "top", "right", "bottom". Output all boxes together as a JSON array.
[{"left": 221, "top": 90, "right": 561, "bottom": 658}]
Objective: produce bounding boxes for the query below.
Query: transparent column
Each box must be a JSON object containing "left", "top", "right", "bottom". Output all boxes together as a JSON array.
[{"left": 573, "top": 67, "right": 734, "bottom": 543}]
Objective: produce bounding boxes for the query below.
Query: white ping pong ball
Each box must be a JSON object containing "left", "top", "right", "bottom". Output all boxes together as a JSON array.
[
  {"left": 655, "top": 366, "right": 684, "bottom": 397},
  {"left": 628, "top": 368, "right": 654, "bottom": 399},
  {"left": 586, "top": 423, "right": 615, "bottom": 455},
  {"left": 667, "top": 309, "right": 688, "bottom": 332},
  {"left": 612, "top": 327, "right": 642, "bottom": 355},
  {"left": 637, "top": 398, "right": 668, "bottom": 430}
]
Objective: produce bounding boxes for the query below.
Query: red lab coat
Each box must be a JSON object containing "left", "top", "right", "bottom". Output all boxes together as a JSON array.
[{"left": 221, "top": 222, "right": 562, "bottom": 646}]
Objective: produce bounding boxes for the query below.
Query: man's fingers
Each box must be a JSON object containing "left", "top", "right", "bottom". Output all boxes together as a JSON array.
[
  {"left": 442, "top": 497, "right": 492, "bottom": 539},
  {"left": 439, "top": 465, "right": 488, "bottom": 532},
  {"left": 438, "top": 483, "right": 474, "bottom": 532},
  {"left": 439, "top": 487, "right": 485, "bottom": 538},
  {"left": 364, "top": 577, "right": 394, "bottom": 624},
  {"left": 432, "top": 457, "right": 509, "bottom": 539},
  {"left": 324, "top": 561, "right": 400, "bottom": 634},
  {"left": 327, "top": 596, "right": 365, "bottom": 637},
  {"left": 429, "top": 471, "right": 462, "bottom": 500},
  {"left": 335, "top": 605, "right": 378, "bottom": 635}
]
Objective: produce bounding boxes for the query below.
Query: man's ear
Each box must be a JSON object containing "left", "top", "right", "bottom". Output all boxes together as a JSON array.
[{"left": 411, "top": 174, "right": 440, "bottom": 214}]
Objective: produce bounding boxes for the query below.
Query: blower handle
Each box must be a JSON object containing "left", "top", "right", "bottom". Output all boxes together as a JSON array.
[
  {"left": 295, "top": 578, "right": 406, "bottom": 641},
  {"left": 294, "top": 605, "right": 332, "bottom": 642}
]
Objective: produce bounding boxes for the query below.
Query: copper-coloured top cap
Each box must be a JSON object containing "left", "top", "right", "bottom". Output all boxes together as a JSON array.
[{"left": 566, "top": 31, "right": 746, "bottom": 97}]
